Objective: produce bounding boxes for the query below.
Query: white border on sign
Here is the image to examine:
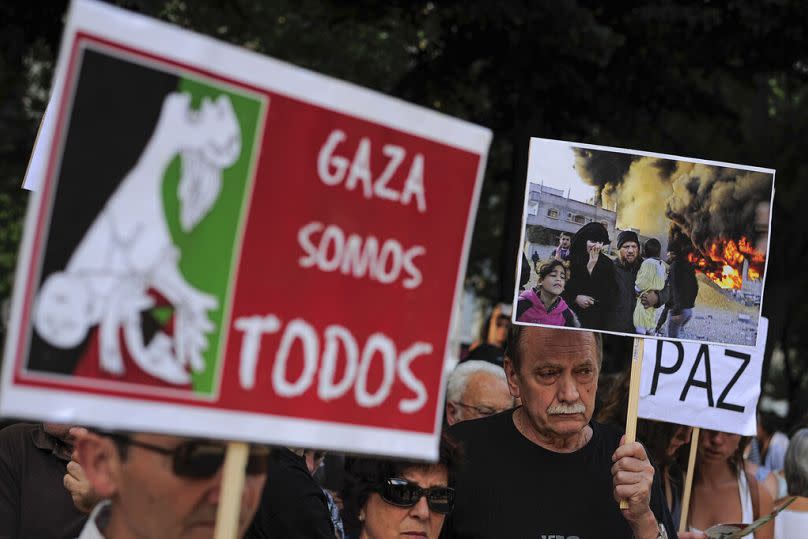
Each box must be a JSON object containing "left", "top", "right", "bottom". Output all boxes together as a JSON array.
[
  {"left": 2, "top": 0, "right": 492, "bottom": 460},
  {"left": 511, "top": 137, "right": 775, "bottom": 349},
  {"left": 14, "top": 38, "right": 271, "bottom": 403},
  {"left": 0, "top": 385, "right": 440, "bottom": 460}
]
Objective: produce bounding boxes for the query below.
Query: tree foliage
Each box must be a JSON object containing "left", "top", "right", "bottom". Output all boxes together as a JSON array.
[{"left": 2, "top": 0, "right": 808, "bottom": 420}]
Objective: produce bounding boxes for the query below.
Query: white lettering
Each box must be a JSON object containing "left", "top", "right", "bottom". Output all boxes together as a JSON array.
[
  {"left": 316, "top": 131, "right": 426, "bottom": 211},
  {"left": 236, "top": 315, "right": 434, "bottom": 411},
  {"left": 318, "top": 325, "right": 359, "bottom": 401},
  {"left": 272, "top": 319, "right": 319, "bottom": 397},
  {"left": 355, "top": 333, "right": 397, "bottom": 407},
  {"left": 297, "top": 221, "right": 324, "bottom": 268},
  {"left": 296, "top": 221, "right": 425, "bottom": 289},
  {"left": 373, "top": 144, "right": 405, "bottom": 202},
  {"left": 234, "top": 315, "right": 281, "bottom": 389},
  {"left": 317, "top": 130, "right": 349, "bottom": 185},
  {"left": 319, "top": 225, "right": 344, "bottom": 272},
  {"left": 397, "top": 342, "right": 432, "bottom": 413},
  {"left": 345, "top": 137, "right": 373, "bottom": 198},
  {"left": 402, "top": 245, "right": 426, "bottom": 289},
  {"left": 401, "top": 154, "right": 426, "bottom": 213}
]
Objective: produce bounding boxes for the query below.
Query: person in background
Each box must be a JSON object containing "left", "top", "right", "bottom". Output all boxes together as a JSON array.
[
  {"left": 563, "top": 222, "right": 617, "bottom": 331},
  {"left": 610, "top": 230, "right": 667, "bottom": 334},
  {"left": 687, "top": 430, "right": 774, "bottom": 539},
  {"left": 597, "top": 372, "right": 694, "bottom": 528},
  {"left": 665, "top": 240, "right": 698, "bottom": 338},
  {"left": 443, "top": 326, "right": 676, "bottom": 538},
  {"left": 748, "top": 404, "right": 790, "bottom": 493},
  {"left": 633, "top": 238, "right": 667, "bottom": 335},
  {"left": 466, "top": 303, "right": 511, "bottom": 366},
  {"left": 445, "top": 360, "right": 514, "bottom": 425},
  {"left": 0, "top": 422, "right": 99, "bottom": 539},
  {"left": 343, "top": 434, "right": 459, "bottom": 539},
  {"left": 516, "top": 259, "right": 580, "bottom": 327},
  {"left": 74, "top": 429, "right": 267, "bottom": 538},
  {"left": 551, "top": 232, "right": 571, "bottom": 261},
  {"left": 245, "top": 447, "right": 336, "bottom": 539},
  {"left": 774, "top": 428, "right": 808, "bottom": 539}
]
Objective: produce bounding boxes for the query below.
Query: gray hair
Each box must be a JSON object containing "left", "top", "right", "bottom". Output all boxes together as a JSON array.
[
  {"left": 446, "top": 360, "right": 507, "bottom": 402},
  {"left": 785, "top": 428, "right": 808, "bottom": 496}
]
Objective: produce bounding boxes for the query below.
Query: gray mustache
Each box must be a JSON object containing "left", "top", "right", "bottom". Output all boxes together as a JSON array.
[{"left": 547, "top": 403, "right": 585, "bottom": 414}]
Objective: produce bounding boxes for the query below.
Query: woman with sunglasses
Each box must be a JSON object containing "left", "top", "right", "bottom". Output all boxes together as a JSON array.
[{"left": 343, "top": 433, "right": 459, "bottom": 539}]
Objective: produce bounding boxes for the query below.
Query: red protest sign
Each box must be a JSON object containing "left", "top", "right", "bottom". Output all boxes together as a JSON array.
[{"left": 1, "top": 1, "right": 490, "bottom": 460}]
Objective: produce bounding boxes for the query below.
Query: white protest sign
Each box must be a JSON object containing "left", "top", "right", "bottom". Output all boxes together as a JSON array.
[
  {"left": 21, "top": 100, "right": 56, "bottom": 191},
  {"left": 637, "top": 318, "right": 767, "bottom": 435}
]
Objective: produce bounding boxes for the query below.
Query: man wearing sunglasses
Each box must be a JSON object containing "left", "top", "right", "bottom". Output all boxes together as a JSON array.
[
  {"left": 442, "top": 326, "right": 676, "bottom": 539},
  {"left": 73, "top": 430, "right": 268, "bottom": 538}
]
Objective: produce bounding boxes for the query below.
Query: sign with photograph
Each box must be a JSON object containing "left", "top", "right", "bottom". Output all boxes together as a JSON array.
[
  {"left": 512, "top": 138, "right": 774, "bottom": 347},
  {"left": 0, "top": 0, "right": 491, "bottom": 460},
  {"left": 637, "top": 318, "right": 768, "bottom": 436}
]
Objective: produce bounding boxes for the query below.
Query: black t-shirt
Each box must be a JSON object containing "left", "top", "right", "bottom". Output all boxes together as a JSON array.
[
  {"left": 244, "top": 448, "right": 334, "bottom": 539},
  {"left": 442, "top": 409, "right": 676, "bottom": 539}
]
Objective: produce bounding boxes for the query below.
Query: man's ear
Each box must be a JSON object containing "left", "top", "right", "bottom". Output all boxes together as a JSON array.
[
  {"left": 75, "top": 432, "right": 121, "bottom": 499},
  {"left": 445, "top": 401, "right": 459, "bottom": 426},
  {"left": 503, "top": 356, "right": 521, "bottom": 400}
]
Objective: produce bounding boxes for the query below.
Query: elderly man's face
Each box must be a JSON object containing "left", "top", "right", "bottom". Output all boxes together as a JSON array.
[
  {"left": 83, "top": 433, "right": 266, "bottom": 539},
  {"left": 504, "top": 328, "right": 598, "bottom": 441},
  {"left": 619, "top": 241, "right": 639, "bottom": 264},
  {"left": 447, "top": 371, "right": 514, "bottom": 425}
]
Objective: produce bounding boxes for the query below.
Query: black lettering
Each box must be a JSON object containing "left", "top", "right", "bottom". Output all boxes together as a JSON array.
[
  {"left": 716, "top": 350, "right": 751, "bottom": 413},
  {"left": 651, "top": 340, "right": 685, "bottom": 395},
  {"left": 679, "top": 344, "right": 714, "bottom": 406}
]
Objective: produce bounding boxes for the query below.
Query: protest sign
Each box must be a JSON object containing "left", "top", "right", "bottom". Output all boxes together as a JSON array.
[
  {"left": 21, "top": 101, "right": 56, "bottom": 191},
  {"left": 512, "top": 137, "right": 774, "bottom": 348},
  {"left": 0, "top": 0, "right": 491, "bottom": 461},
  {"left": 637, "top": 318, "right": 767, "bottom": 435}
]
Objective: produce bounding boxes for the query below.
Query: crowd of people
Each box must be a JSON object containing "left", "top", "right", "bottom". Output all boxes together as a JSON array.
[
  {"left": 518, "top": 223, "right": 699, "bottom": 338},
  {"left": 2, "top": 325, "right": 806, "bottom": 539}
]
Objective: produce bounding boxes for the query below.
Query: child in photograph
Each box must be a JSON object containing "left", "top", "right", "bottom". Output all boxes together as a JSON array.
[
  {"left": 516, "top": 259, "right": 580, "bottom": 327},
  {"left": 633, "top": 238, "right": 668, "bottom": 335}
]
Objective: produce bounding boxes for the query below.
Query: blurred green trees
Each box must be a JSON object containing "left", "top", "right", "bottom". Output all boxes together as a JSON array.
[{"left": 2, "top": 0, "right": 807, "bottom": 424}]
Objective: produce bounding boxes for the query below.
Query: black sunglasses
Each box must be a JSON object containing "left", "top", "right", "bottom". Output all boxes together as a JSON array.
[
  {"left": 378, "top": 478, "right": 455, "bottom": 515},
  {"left": 109, "top": 434, "right": 269, "bottom": 479}
]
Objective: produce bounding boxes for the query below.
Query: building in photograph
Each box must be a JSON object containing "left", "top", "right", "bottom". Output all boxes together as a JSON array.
[{"left": 524, "top": 182, "right": 617, "bottom": 258}]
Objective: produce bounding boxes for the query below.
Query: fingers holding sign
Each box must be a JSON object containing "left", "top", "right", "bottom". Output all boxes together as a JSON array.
[
  {"left": 612, "top": 436, "right": 659, "bottom": 536},
  {"left": 63, "top": 427, "right": 102, "bottom": 514}
]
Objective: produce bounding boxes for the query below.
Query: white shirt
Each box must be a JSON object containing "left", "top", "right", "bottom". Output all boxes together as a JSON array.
[{"left": 76, "top": 501, "right": 111, "bottom": 539}]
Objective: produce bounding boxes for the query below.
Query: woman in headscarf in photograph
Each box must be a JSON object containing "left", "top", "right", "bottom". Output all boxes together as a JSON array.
[{"left": 562, "top": 222, "right": 617, "bottom": 331}]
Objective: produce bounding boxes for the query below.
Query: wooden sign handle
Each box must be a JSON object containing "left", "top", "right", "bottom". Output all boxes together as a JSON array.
[
  {"left": 679, "top": 426, "right": 700, "bottom": 533},
  {"left": 620, "top": 337, "right": 644, "bottom": 510},
  {"left": 214, "top": 441, "right": 249, "bottom": 539}
]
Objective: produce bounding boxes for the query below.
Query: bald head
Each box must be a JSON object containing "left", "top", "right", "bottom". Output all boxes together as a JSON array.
[{"left": 505, "top": 325, "right": 601, "bottom": 376}]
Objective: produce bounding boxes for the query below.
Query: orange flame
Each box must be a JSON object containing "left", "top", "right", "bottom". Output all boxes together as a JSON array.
[{"left": 687, "top": 237, "right": 764, "bottom": 290}]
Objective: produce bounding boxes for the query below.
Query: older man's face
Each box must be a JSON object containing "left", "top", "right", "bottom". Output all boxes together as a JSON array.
[
  {"left": 448, "top": 371, "right": 514, "bottom": 425},
  {"left": 619, "top": 241, "right": 639, "bottom": 264},
  {"left": 504, "top": 328, "right": 598, "bottom": 441},
  {"left": 93, "top": 433, "right": 266, "bottom": 539}
]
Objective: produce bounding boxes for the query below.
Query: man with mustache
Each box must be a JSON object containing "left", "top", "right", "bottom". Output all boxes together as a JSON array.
[
  {"left": 72, "top": 429, "right": 268, "bottom": 539},
  {"left": 441, "top": 326, "right": 677, "bottom": 539}
]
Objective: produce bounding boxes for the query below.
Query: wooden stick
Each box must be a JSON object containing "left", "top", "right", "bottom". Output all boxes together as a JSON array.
[
  {"left": 214, "top": 441, "right": 249, "bottom": 539},
  {"left": 620, "top": 337, "right": 644, "bottom": 510},
  {"left": 679, "top": 426, "right": 700, "bottom": 533}
]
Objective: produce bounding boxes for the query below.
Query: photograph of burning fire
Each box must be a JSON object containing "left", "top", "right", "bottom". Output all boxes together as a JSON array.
[{"left": 514, "top": 138, "right": 774, "bottom": 347}]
